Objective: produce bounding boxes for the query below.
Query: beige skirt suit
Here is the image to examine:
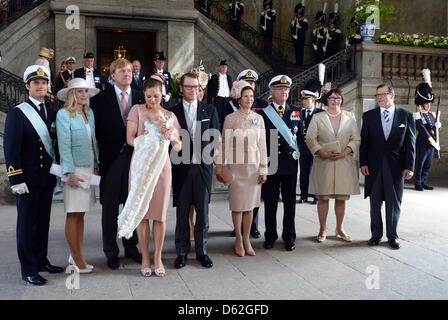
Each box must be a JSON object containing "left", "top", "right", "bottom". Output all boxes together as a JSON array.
[{"left": 306, "top": 110, "right": 361, "bottom": 198}]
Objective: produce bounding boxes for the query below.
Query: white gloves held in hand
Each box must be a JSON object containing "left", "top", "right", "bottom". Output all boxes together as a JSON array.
[{"left": 11, "top": 183, "right": 29, "bottom": 195}]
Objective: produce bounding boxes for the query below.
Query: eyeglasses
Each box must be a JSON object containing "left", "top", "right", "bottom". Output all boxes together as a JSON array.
[
  {"left": 375, "top": 92, "right": 392, "bottom": 97},
  {"left": 182, "top": 85, "right": 199, "bottom": 90},
  {"left": 327, "top": 97, "right": 342, "bottom": 101}
]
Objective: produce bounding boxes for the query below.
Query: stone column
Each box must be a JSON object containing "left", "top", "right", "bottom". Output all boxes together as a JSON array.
[
  {"left": 54, "top": 13, "right": 86, "bottom": 72},
  {"left": 167, "top": 21, "right": 194, "bottom": 74}
]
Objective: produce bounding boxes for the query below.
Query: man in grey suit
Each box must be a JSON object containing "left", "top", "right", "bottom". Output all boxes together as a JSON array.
[{"left": 360, "top": 84, "right": 416, "bottom": 250}]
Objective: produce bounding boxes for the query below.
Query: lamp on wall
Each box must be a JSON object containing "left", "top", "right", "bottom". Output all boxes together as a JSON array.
[{"left": 113, "top": 45, "right": 127, "bottom": 60}]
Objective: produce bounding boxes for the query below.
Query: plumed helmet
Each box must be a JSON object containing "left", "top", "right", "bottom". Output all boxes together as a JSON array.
[{"left": 415, "top": 83, "right": 434, "bottom": 106}]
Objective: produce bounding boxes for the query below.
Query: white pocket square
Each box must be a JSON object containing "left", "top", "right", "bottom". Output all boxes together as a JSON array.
[
  {"left": 201, "top": 119, "right": 210, "bottom": 122},
  {"left": 399, "top": 124, "right": 406, "bottom": 128}
]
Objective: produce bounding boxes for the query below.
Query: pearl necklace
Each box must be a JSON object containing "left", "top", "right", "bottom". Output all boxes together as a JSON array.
[{"left": 326, "top": 110, "right": 341, "bottom": 118}]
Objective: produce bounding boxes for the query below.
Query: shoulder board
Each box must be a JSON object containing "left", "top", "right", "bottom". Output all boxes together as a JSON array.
[{"left": 413, "top": 112, "right": 422, "bottom": 120}]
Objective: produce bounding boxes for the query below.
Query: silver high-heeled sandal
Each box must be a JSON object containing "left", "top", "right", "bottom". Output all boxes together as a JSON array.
[
  {"left": 335, "top": 230, "right": 353, "bottom": 242},
  {"left": 154, "top": 267, "right": 166, "bottom": 277},
  {"left": 140, "top": 268, "right": 152, "bottom": 277},
  {"left": 69, "top": 255, "right": 94, "bottom": 270}
]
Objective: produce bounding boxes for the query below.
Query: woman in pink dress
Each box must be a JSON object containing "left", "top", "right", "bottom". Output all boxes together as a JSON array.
[{"left": 125, "top": 78, "right": 181, "bottom": 277}]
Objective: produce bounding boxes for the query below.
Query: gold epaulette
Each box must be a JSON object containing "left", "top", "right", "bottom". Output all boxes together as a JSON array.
[{"left": 7, "top": 166, "right": 23, "bottom": 177}]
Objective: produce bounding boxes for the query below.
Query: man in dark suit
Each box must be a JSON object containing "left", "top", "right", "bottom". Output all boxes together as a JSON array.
[
  {"left": 171, "top": 72, "right": 220, "bottom": 269},
  {"left": 91, "top": 58, "right": 144, "bottom": 269},
  {"left": 207, "top": 58, "right": 232, "bottom": 126},
  {"left": 54, "top": 56, "right": 76, "bottom": 94},
  {"left": 291, "top": 4, "right": 308, "bottom": 66},
  {"left": 3, "top": 65, "right": 63, "bottom": 286},
  {"left": 145, "top": 51, "right": 173, "bottom": 109},
  {"left": 74, "top": 52, "right": 102, "bottom": 90},
  {"left": 260, "top": 75, "right": 300, "bottom": 252},
  {"left": 131, "top": 59, "right": 145, "bottom": 91},
  {"left": 297, "top": 80, "right": 324, "bottom": 204},
  {"left": 360, "top": 84, "right": 416, "bottom": 250}
]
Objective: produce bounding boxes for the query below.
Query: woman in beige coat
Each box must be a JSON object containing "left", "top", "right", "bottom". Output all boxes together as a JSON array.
[{"left": 306, "top": 88, "right": 361, "bottom": 243}]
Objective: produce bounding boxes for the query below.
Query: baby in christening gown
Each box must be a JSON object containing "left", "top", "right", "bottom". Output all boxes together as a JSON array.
[{"left": 117, "top": 110, "right": 174, "bottom": 239}]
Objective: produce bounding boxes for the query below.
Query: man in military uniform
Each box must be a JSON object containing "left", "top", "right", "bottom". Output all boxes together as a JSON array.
[
  {"left": 260, "top": 0, "right": 276, "bottom": 56},
  {"left": 324, "top": 10, "right": 343, "bottom": 59},
  {"left": 260, "top": 75, "right": 300, "bottom": 252},
  {"left": 291, "top": 3, "right": 308, "bottom": 66},
  {"left": 346, "top": 17, "right": 362, "bottom": 48},
  {"left": 229, "top": 0, "right": 244, "bottom": 40},
  {"left": 413, "top": 75, "right": 442, "bottom": 191},
  {"left": 223, "top": 69, "right": 268, "bottom": 238},
  {"left": 74, "top": 52, "right": 102, "bottom": 90},
  {"left": 297, "top": 80, "right": 324, "bottom": 204},
  {"left": 54, "top": 56, "right": 76, "bottom": 94},
  {"left": 145, "top": 51, "right": 173, "bottom": 109},
  {"left": 313, "top": 10, "right": 327, "bottom": 63},
  {"left": 207, "top": 58, "right": 232, "bottom": 126},
  {"left": 3, "top": 65, "right": 63, "bottom": 286}
]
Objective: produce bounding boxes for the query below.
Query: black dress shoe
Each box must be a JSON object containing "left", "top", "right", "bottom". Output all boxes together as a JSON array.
[
  {"left": 125, "top": 250, "right": 142, "bottom": 263},
  {"left": 422, "top": 184, "right": 434, "bottom": 190},
  {"left": 297, "top": 198, "right": 306, "bottom": 203},
  {"left": 175, "top": 255, "right": 187, "bottom": 269},
  {"left": 229, "top": 230, "right": 236, "bottom": 237},
  {"left": 285, "top": 242, "right": 296, "bottom": 251},
  {"left": 312, "top": 198, "right": 318, "bottom": 205},
  {"left": 389, "top": 238, "right": 401, "bottom": 250},
  {"left": 367, "top": 238, "right": 381, "bottom": 246},
  {"left": 250, "top": 230, "right": 261, "bottom": 239},
  {"left": 23, "top": 274, "right": 47, "bottom": 286},
  {"left": 415, "top": 185, "right": 424, "bottom": 191},
  {"left": 196, "top": 255, "right": 213, "bottom": 268},
  {"left": 107, "top": 256, "right": 120, "bottom": 270},
  {"left": 38, "top": 264, "right": 64, "bottom": 274},
  {"left": 263, "top": 241, "right": 274, "bottom": 249}
]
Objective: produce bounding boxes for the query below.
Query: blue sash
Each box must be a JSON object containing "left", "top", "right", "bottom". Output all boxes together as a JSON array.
[
  {"left": 230, "top": 101, "right": 238, "bottom": 112},
  {"left": 16, "top": 102, "right": 55, "bottom": 162},
  {"left": 263, "top": 105, "right": 299, "bottom": 160}
]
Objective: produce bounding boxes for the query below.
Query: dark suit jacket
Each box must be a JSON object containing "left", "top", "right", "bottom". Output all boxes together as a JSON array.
[
  {"left": 131, "top": 73, "right": 145, "bottom": 91},
  {"left": 260, "top": 103, "right": 301, "bottom": 176},
  {"left": 170, "top": 100, "right": 220, "bottom": 206},
  {"left": 3, "top": 99, "right": 57, "bottom": 189},
  {"left": 206, "top": 73, "right": 232, "bottom": 105},
  {"left": 74, "top": 67, "right": 102, "bottom": 90},
  {"left": 360, "top": 106, "right": 416, "bottom": 199},
  {"left": 297, "top": 108, "right": 324, "bottom": 156},
  {"left": 90, "top": 85, "right": 145, "bottom": 177}
]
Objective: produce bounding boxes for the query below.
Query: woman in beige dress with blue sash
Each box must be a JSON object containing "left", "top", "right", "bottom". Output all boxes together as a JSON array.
[{"left": 56, "top": 78, "right": 100, "bottom": 273}]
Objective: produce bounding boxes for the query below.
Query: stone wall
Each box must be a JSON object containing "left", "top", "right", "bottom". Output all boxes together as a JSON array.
[{"left": 0, "top": 1, "right": 55, "bottom": 78}]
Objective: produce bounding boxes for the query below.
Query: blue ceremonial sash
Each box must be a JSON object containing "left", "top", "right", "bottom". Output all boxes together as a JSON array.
[
  {"left": 230, "top": 101, "right": 238, "bottom": 112},
  {"left": 263, "top": 105, "right": 299, "bottom": 160},
  {"left": 16, "top": 102, "right": 55, "bottom": 162}
]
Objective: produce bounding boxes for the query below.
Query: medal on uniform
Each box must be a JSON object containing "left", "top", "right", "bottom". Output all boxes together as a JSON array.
[{"left": 290, "top": 111, "right": 301, "bottom": 121}]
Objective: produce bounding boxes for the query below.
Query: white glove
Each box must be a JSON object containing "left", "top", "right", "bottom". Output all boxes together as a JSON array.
[
  {"left": 429, "top": 137, "right": 441, "bottom": 151},
  {"left": 292, "top": 35, "right": 298, "bottom": 40},
  {"left": 11, "top": 183, "right": 29, "bottom": 195},
  {"left": 435, "top": 121, "right": 442, "bottom": 129},
  {"left": 164, "top": 94, "right": 171, "bottom": 103},
  {"left": 313, "top": 44, "right": 317, "bottom": 51}
]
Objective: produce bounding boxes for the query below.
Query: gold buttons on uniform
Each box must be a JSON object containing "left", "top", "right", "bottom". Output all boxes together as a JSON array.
[
  {"left": 40, "top": 156, "right": 43, "bottom": 159},
  {"left": 278, "top": 151, "right": 281, "bottom": 155},
  {"left": 40, "top": 147, "right": 43, "bottom": 150},
  {"left": 278, "top": 143, "right": 281, "bottom": 147},
  {"left": 40, "top": 164, "right": 43, "bottom": 168},
  {"left": 39, "top": 139, "right": 42, "bottom": 142}
]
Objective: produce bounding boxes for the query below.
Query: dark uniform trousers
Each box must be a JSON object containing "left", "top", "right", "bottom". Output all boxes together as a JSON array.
[
  {"left": 214, "top": 97, "right": 231, "bottom": 129},
  {"left": 16, "top": 184, "right": 54, "bottom": 278},
  {"left": 101, "top": 151, "right": 138, "bottom": 259},
  {"left": 299, "top": 153, "right": 315, "bottom": 200},
  {"left": 415, "top": 140, "right": 435, "bottom": 186},
  {"left": 263, "top": 174, "right": 297, "bottom": 244},
  {"left": 369, "top": 158, "right": 402, "bottom": 241},
  {"left": 175, "top": 165, "right": 209, "bottom": 257}
]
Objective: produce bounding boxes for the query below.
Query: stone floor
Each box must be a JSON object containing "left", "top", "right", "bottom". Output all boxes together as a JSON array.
[{"left": 0, "top": 180, "right": 447, "bottom": 300}]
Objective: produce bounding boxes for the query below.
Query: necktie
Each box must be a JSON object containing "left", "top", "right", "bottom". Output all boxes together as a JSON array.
[
  {"left": 121, "top": 91, "right": 128, "bottom": 110},
  {"left": 383, "top": 109, "right": 390, "bottom": 123},
  {"left": 277, "top": 106, "right": 285, "bottom": 118},
  {"left": 39, "top": 103, "right": 46, "bottom": 121},
  {"left": 188, "top": 103, "right": 195, "bottom": 133},
  {"left": 307, "top": 110, "right": 311, "bottom": 120}
]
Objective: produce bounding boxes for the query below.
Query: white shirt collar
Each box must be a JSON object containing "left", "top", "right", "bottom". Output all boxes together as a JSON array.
[
  {"left": 305, "top": 107, "right": 315, "bottom": 114},
  {"left": 157, "top": 69, "right": 164, "bottom": 74},
  {"left": 380, "top": 104, "right": 396, "bottom": 115},
  {"left": 114, "top": 85, "right": 131, "bottom": 97},
  {"left": 29, "top": 96, "right": 45, "bottom": 109},
  {"left": 183, "top": 99, "right": 197, "bottom": 109},
  {"left": 219, "top": 72, "right": 227, "bottom": 78},
  {"left": 273, "top": 101, "right": 285, "bottom": 110}
]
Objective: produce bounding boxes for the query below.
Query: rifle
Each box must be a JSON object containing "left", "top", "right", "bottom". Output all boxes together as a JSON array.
[{"left": 434, "top": 84, "right": 442, "bottom": 159}]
